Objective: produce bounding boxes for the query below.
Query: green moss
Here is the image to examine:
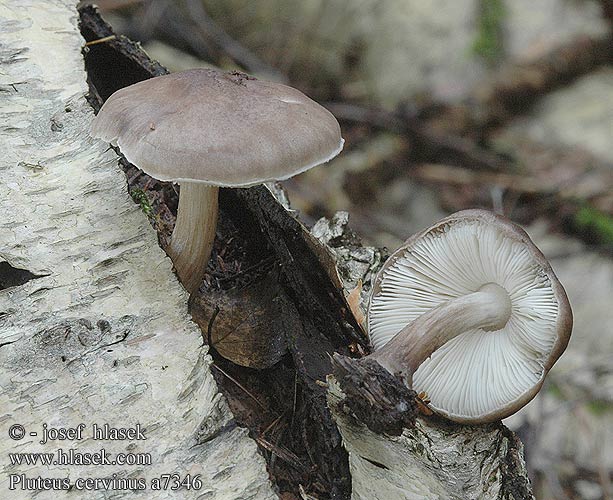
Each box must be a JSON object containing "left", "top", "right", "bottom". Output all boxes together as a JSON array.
[
  {"left": 574, "top": 206, "right": 613, "bottom": 244},
  {"left": 472, "top": 0, "right": 506, "bottom": 66},
  {"left": 547, "top": 383, "right": 564, "bottom": 400},
  {"left": 586, "top": 399, "right": 613, "bottom": 416},
  {"left": 131, "top": 188, "right": 153, "bottom": 216}
]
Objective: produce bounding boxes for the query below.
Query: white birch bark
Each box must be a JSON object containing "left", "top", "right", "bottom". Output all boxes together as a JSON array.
[
  {"left": 0, "top": 1, "right": 275, "bottom": 498},
  {"left": 327, "top": 378, "right": 533, "bottom": 500}
]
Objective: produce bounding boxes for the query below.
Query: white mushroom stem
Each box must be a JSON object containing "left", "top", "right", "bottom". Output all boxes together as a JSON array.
[
  {"left": 370, "top": 283, "right": 512, "bottom": 386},
  {"left": 168, "top": 182, "right": 219, "bottom": 294}
]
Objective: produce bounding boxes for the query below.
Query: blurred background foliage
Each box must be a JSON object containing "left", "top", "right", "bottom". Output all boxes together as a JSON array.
[{"left": 92, "top": 1, "right": 613, "bottom": 498}]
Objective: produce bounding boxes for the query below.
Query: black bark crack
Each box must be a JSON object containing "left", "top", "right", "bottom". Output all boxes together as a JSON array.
[{"left": 0, "top": 261, "right": 46, "bottom": 290}]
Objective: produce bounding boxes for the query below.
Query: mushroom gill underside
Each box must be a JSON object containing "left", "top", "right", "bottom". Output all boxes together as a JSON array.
[{"left": 369, "top": 220, "right": 560, "bottom": 420}]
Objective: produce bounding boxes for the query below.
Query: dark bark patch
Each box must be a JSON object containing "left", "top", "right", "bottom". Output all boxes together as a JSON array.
[
  {"left": 0, "top": 261, "right": 46, "bottom": 290},
  {"left": 331, "top": 355, "right": 418, "bottom": 436},
  {"left": 499, "top": 425, "right": 535, "bottom": 500}
]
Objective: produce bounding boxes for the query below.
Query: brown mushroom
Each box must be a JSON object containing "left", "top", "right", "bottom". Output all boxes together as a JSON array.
[
  {"left": 91, "top": 69, "right": 343, "bottom": 293},
  {"left": 368, "top": 210, "right": 572, "bottom": 423}
]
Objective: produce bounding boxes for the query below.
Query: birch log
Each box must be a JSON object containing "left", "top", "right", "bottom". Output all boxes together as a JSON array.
[
  {"left": 327, "top": 366, "right": 534, "bottom": 500},
  {"left": 0, "top": 1, "right": 275, "bottom": 498}
]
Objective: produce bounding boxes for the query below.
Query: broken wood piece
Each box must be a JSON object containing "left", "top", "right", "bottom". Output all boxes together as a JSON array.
[{"left": 327, "top": 356, "right": 534, "bottom": 500}]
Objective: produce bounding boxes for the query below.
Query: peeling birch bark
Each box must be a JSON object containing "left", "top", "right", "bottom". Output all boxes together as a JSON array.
[
  {"left": 0, "top": 1, "right": 275, "bottom": 498},
  {"left": 327, "top": 372, "right": 534, "bottom": 500}
]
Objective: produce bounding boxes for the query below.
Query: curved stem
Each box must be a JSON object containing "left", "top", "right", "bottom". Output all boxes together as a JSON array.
[
  {"left": 168, "top": 182, "right": 219, "bottom": 294},
  {"left": 370, "top": 283, "right": 511, "bottom": 386}
]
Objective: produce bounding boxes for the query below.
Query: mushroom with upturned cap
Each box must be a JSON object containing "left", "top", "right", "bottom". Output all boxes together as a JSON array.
[
  {"left": 368, "top": 209, "right": 572, "bottom": 423},
  {"left": 91, "top": 69, "right": 344, "bottom": 293}
]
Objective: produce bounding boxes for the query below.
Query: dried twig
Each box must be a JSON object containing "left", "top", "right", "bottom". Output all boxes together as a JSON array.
[
  {"left": 211, "top": 363, "right": 268, "bottom": 410},
  {"left": 261, "top": 411, "right": 287, "bottom": 437},
  {"left": 326, "top": 102, "right": 509, "bottom": 172},
  {"left": 255, "top": 436, "right": 307, "bottom": 472},
  {"left": 180, "top": 0, "right": 286, "bottom": 81},
  {"left": 84, "top": 34, "right": 116, "bottom": 46},
  {"left": 468, "top": 35, "right": 613, "bottom": 132},
  {"left": 413, "top": 163, "right": 552, "bottom": 194}
]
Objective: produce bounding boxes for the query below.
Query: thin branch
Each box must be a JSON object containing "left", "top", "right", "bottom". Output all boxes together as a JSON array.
[
  {"left": 326, "top": 102, "right": 509, "bottom": 172},
  {"left": 210, "top": 363, "right": 268, "bottom": 410},
  {"left": 255, "top": 436, "right": 307, "bottom": 472},
  {"left": 181, "top": 0, "right": 286, "bottom": 81}
]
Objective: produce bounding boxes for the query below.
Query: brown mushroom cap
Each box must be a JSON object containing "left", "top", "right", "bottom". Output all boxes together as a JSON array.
[
  {"left": 90, "top": 69, "right": 343, "bottom": 186},
  {"left": 368, "top": 209, "right": 572, "bottom": 423}
]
